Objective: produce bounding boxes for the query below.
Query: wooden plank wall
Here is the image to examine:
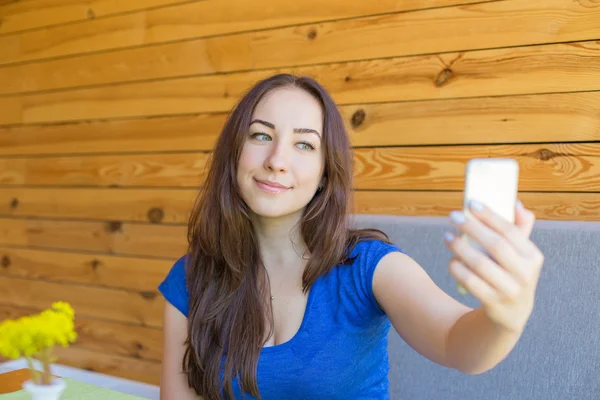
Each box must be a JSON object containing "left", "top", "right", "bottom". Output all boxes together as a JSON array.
[{"left": 1, "top": 0, "right": 600, "bottom": 385}]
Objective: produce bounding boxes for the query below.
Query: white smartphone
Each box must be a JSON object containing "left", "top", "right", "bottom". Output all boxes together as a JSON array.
[
  {"left": 457, "top": 158, "right": 520, "bottom": 293},
  {"left": 463, "top": 158, "right": 519, "bottom": 226}
]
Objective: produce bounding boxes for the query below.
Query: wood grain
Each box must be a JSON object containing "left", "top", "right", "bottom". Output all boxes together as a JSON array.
[
  {"left": 0, "top": 246, "right": 173, "bottom": 291},
  {"left": 0, "top": 369, "right": 33, "bottom": 394},
  {"left": 0, "top": 114, "right": 223, "bottom": 154},
  {"left": 0, "top": 187, "right": 197, "bottom": 223},
  {"left": 2, "top": 0, "right": 599, "bottom": 95},
  {"left": 0, "top": 189, "right": 597, "bottom": 263},
  {"left": 0, "top": 218, "right": 187, "bottom": 258},
  {"left": 342, "top": 91, "right": 600, "bottom": 147},
  {"left": 0, "top": 151, "right": 210, "bottom": 186},
  {"left": 353, "top": 143, "right": 600, "bottom": 191},
  {"left": 53, "top": 346, "right": 161, "bottom": 384},
  {"left": 0, "top": 142, "right": 599, "bottom": 220},
  {"left": 0, "top": 142, "right": 599, "bottom": 213},
  {"left": 0, "top": 304, "right": 163, "bottom": 361},
  {"left": 3, "top": 40, "right": 600, "bottom": 123},
  {"left": 0, "top": 0, "right": 190, "bottom": 35},
  {"left": 2, "top": 90, "right": 600, "bottom": 155},
  {"left": 0, "top": 0, "right": 497, "bottom": 64},
  {"left": 352, "top": 191, "right": 600, "bottom": 221},
  {"left": 0, "top": 275, "right": 164, "bottom": 327}
]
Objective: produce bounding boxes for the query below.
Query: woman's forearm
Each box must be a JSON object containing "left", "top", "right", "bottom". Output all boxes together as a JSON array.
[{"left": 446, "top": 306, "right": 524, "bottom": 374}]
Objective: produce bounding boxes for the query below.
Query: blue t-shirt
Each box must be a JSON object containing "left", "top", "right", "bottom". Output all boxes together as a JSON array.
[{"left": 158, "top": 239, "right": 405, "bottom": 399}]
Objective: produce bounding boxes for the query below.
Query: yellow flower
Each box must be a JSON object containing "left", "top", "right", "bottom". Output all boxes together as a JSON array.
[
  {"left": 0, "top": 320, "right": 22, "bottom": 359},
  {"left": 51, "top": 302, "right": 75, "bottom": 320},
  {"left": 0, "top": 302, "right": 77, "bottom": 360}
]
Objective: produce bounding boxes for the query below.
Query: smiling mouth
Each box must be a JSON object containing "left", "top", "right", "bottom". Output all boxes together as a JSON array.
[{"left": 254, "top": 179, "right": 290, "bottom": 194}]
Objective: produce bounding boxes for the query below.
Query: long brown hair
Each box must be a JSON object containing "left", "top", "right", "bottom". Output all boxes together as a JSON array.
[{"left": 183, "top": 74, "right": 390, "bottom": 399}]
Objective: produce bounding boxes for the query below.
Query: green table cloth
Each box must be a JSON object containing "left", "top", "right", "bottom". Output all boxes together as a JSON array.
[{"left": 0, "top": 378, "right": 148, "bottom": 399}]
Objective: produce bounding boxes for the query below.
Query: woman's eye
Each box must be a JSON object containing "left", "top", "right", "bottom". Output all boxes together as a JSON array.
[
  {"left": 297, "top": 142, "right": 316, "bottom": 151},
  {"left": 251, "top": 132, "right": 271, "bottom": 141},
  {"left": 250, "top": 133, "right": 314, "bottom": 150}
]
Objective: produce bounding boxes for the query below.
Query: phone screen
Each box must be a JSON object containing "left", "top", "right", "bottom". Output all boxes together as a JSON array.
[
  {"left": 456, "top": 158, "right": 519, "bottom": 295},
  {"left": 463, "top": 158, "right": 519, "bottom": 225}
]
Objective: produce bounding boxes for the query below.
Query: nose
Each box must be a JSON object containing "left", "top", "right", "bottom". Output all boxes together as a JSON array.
[{"left": 263, "top": 139, "right": 290, "bottom": 173}]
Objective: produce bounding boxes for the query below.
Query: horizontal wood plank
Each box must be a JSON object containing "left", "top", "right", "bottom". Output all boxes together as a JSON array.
[
  {"left": 0, "top": 143, "right": 599, "bottom": 222},
  {"left": 0, "top": 0, "right": 496, "bottom": 65},
  {"left": 0, "top": 246, "right": 173, "bottom": 292},
  {"left": 0, "top": 0, "right": 189, "bottom": 35},
  {"left": 0, "top": 218, "right": 187, "bottom": 258},
  {"left": 53, "top": 346, "right": 161, "bottom": 384},
  {"left": 2, "top": 90, "right": 600, "bottom": 154},
  {"left": 0, "top": 151, "right": 209, "bottom": 186},
  {"left": 3, "top": 40, "right": 600, "bottom": 124},
  {"left": 0, "top": 114, "right": 223, "bottom": 154},
  {"left": 0, "top": 304, "right": 163, "bottom": 361},
  {"left": 352, "top": 191, "right": 600, "bottom": 221},
  {"left": 0, "top": 191, "right": 597, "bottom": 262},
  {"left": 0, "top": 187, "right": 197, "bottom": 223},
  {"left": 0, "top": 275, "right": 164, "bottom": 327},
  {"left": 342, "top": 91, "right": 600, "bottom": 147},
  {"left": 1, "top": 0, "right": 599, "bottom": 95},
  {"left": 0, "top": 143, "right": 600, "bottom": 192},
  {"left": 353, "top": 143, "right": 600, "bottom": 191}
]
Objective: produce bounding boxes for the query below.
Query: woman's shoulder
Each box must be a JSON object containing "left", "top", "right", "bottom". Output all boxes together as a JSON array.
[
  {"left": 163, "top": 254, "right": 189, "bottom": 284},
  {"left": 347, "top": 237, "right": 405, "bottom": 260},
  {"left": 326, "top": 237, "right": 405, "bottom": 319},
  {"left": 158, "top": 254, "right": 190, "bottom": 317}
]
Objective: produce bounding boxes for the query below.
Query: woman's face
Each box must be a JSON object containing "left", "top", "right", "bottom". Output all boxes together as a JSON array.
[{"left": 237, "top": 86, "right": 325, "bottom": 219}]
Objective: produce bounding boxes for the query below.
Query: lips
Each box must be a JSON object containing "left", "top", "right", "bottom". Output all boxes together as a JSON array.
[{"left": 254, "top": 178, "right": 290, "bottom": 194}]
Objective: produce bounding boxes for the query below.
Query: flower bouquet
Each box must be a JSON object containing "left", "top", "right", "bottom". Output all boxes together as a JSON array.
[{"left": 0, "top": 302, "right": 77, "bottom": 400}]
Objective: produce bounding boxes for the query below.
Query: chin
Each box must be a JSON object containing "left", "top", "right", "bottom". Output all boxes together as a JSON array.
[
  {"left": 244, "top": 196, "right": 306, "bottom": 220},
  {"left": 248, "top": 202, "right": 301, "bottom": 219}
]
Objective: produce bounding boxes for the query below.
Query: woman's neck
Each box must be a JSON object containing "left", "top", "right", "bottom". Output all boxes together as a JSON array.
[{"left": 251, "top": 210, "right": 308, "bottom": 271}]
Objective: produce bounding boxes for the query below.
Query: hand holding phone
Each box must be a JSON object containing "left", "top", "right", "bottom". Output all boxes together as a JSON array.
[
  {"left": 456, "top": 158, "right": 520, "bottom": 294},
  {"left": 444, "top": 158, "right": 543, "bottom": 333}
]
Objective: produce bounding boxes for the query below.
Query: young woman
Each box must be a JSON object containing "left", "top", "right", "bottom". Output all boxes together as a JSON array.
[{"left": 158, "top": 74, "right": 544, "bottom": 400}]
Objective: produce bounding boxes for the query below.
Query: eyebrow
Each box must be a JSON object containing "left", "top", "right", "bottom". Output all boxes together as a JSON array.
[{"left": 250, "top": 119, "right": 321, "bottom": 138}]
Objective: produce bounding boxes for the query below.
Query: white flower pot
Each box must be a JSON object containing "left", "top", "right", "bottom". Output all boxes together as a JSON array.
[{"left": 22, "top": 378, "right": 66, "bottom": 400}]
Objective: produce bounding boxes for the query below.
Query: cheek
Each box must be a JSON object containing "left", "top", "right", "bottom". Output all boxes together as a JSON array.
[
  {"left": 238, "top": 145, "right": 261, "bottom": 174},
  {"left": 295, "top": 157, "right": 323, "bottom": 185}
]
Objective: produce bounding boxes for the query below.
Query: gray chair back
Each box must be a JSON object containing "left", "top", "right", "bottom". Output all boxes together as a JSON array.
[{"left": 352, "top": 215, "right": 600, "bottom": 400}]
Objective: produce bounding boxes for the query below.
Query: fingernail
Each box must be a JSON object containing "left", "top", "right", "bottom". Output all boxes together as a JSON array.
[
  {"left": 450, "top": 211, "right": 466, "bottom": 225},
  {"left": 469, "top": 200, "right": 484, "bottom": 212},
  {"left": 443, "top": 231, "right": 455, "bottom": 242}
]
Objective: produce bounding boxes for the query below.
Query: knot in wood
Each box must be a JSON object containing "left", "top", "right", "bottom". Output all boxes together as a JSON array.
[
  {"left": 140, "top": 291, "right": 158, "bottom": 300},
  {"left": 10, "top": 198, "right": 18, "bottom": 209},
  {"left": 351, "top": 109, "right": 366, "bottom": 129},
  {"left": 106, "top": 221, "right": 123, "bottom": 233},
  {"left": 307, "top": 29, "right": 317, "bottom": 40},
  {"left": 91, "top": 259, "right": 101, "bottom": 270},
  {"left": 1, "top": 255, "right": 10, "bottom": 268},
  {"left": 435, "top": 68, "right": 453, "bottom": 87},
  {"left": 147, "top": 207, "right": 165, "bottom": 224},
  {"left": 537, "top": 148, "right": 555, "bottom": 161}
]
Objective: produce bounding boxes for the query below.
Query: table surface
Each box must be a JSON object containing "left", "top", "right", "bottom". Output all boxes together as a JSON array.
[
  {"left": 0, "top": 369, "right": 148, "bottom": 400},
  {"left": 0, "top": 369, "right": 37, "bottom": 394}
]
